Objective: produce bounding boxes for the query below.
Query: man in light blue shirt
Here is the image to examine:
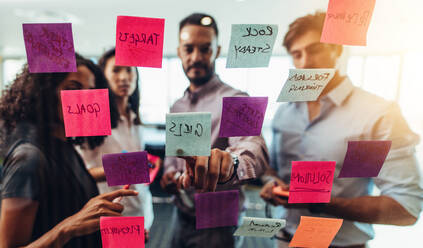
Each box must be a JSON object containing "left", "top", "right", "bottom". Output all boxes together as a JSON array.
[{"left": 260, "top": 12, "right": 423, "bottom": 248}]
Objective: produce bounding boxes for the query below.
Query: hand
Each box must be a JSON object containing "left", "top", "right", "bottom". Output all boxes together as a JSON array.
[
  {"left": 179, "top": 148, "right": 234, "bottom": 192},
  {"left": 260, "top": 179, "right": 290, "bottom": 206},
  {"left": 61, "top": 189, "right": 138, "bottom": 239},
  {"left": 160, "top": 171, "right": 180, "bottom": 195}
]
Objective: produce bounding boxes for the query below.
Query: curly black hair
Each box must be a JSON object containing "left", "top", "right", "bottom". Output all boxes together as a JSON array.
[{"left": 0, "top": 53, "right": 119, "bottom": 155}]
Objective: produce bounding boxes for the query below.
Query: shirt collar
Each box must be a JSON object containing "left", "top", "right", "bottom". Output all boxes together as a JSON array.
[
  {"left": 322, "top": 77, "right": 354, "bottom": 107},
  {"left": 184, "top": 74, "right": 221, "bottom": 104},
  {"left": 119, "top": 109, "right": 137, "bottom": 123}
]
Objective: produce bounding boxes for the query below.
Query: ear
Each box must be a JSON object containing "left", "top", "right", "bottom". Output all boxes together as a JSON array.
[{"left": 215, "top": 45, "right": 221, "bottom": 59}]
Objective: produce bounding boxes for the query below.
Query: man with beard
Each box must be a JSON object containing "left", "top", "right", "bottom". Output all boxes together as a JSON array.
[{"left": 160, "top": 13, "right": 269, "bottom": 248}]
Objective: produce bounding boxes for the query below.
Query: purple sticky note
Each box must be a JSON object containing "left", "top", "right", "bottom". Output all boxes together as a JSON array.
[
  {"left": 219, "top": 97, "right": 268, "bottom": 137},
  {"left": 338, "top": 141, "right": 392, "bottom": 178},
  {"left": 102, "top": 151, "right": 150, "bottom": 186},
  {"left": 195, "top": 190, "right": 239, "bottom": 229},
  {"left": 23, "top": 23, "right": 77, "bottom": 73}
]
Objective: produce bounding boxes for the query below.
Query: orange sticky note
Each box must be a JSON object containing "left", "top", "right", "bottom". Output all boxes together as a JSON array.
[
  {"left": 100, "top": 216, "right": 144, "bottom": 248},
  {"left": 116, "top": 16, "right": 165, "bottom": 68},
  {"left": 289, "top": 216, "right": 343, "bottom": 248},
  {"left": 320, "top": 0, "right": 376, "bottom": 46},
  {"left": 60, "top": 89, "right": 111, "bottom": 137}
]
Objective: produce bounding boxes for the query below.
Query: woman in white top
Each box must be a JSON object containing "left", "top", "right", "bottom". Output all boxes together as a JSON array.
[{"left": 77, "top": 48, "right": 155, "bottom": 233}]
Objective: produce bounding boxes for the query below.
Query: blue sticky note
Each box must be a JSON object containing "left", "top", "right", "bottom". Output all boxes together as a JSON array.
[
  {"left": 226, "top": 24, "right": 278, "bottom": 68},
  {"left": 165, "top": 112, "right": 211, "bottom": 156}
]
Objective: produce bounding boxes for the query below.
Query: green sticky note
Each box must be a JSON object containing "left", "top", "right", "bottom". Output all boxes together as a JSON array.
[
  {"left": 226, "top": 24, "right": 278, "bottom": 68},
  {"left": 165, "top": 112, "right": 211, "bottom": 156}
]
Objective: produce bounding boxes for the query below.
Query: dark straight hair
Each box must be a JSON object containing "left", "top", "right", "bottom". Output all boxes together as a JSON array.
[{"left": 98, "top": 48, "right": 142, "bottom": 125}]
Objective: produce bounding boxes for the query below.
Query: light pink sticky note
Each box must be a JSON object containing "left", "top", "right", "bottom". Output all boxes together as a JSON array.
[
  {"left": 100, "top": 216, "right": 144, "bottom": 248},
  {"left": 116, "top": 16, "right": 165, "bottom": 68},
  {"left": 289, "top": 161, "right": 336, "bottom": 204},
  {"left": 320, "top": 0, "right": 376, "bottom": 46},
  {"left": 60, "top": 89, "right": 111, "bottom": 137}
]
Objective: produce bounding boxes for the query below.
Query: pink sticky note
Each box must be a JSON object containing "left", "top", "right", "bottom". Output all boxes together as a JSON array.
[
  {"left": 338, "top": 140, "right": 391, "bottom": 178},
  {"left": 23, "top": 23, "right": 77, "bottom": 73},
  {"left": 289, "top": 161, "right": 336, "bottom": 204},
  {"left": 100, "top": 216, "right": 144, "bottom": 248},
  {"left": 219, "top": 97, "right": 268, "bottom": 137},
  {"left": 320, "top": 0, "right": 376, "bottom": 46},
  {"left": 102, "top": 151, "right": 150, "bottom": 186},
  {"left": 116, "top": 16, "right": 165, "bottom": 68},
  {"left": 195, "top": 190, "right": 239, "bottom": 229},
  {"left": 60, "top": 89, "right": 111, "bottom": 137}
]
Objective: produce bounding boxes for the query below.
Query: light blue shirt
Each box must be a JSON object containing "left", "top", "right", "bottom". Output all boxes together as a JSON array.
[{"left": 271, "top": 77, "right": 423, "bottom": 246}]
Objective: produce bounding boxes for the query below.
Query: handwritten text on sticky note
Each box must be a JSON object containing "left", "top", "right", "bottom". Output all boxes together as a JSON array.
[
  {"left": 277, "top": 69, "right": 335, "bottom": 102},
  {"left": 219, "top": 97, "right": 268, "bottom": 137},
  {"left": 116, "top": 16, "right": 165, "bottom": 68},
  {"left": 320, "top": 0, "right": 376, "bottom": 46},
  {"left": 338, "top": 140, "right": 391, "bottom": 178},
  {"left": 23, "top": 23, "right": 76, "bottom": 73},
  {"left": 226, "top": 24, "right": 278, "bottom": 68},
  {"left": 289, "top": 161, "right": 336, "bottom": 204},
  {"left": 100, "top": 216, "right": 144, "bottom": 248},
  {"left": 234, "top": 217, "right": 285, "bottom": 238},
  {"left": 61, "top": 89, "right": 111, "bottom": 137},
  {"left": 102, "top": 151, "right": 149, "bottom": 186},
  {"left": 165, "top": 112, "right": 211, "bottom": 156}
]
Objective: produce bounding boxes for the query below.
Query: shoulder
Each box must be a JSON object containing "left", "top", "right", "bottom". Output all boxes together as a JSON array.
[
  {"left": 3, "top": 142, "right": 46, "bottom": 172},
  {"left": 347, "top": 87, "right": 394, "bottom": 115}
]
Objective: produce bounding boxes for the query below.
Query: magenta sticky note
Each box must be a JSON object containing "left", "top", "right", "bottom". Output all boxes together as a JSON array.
[
  {"left": 102, "top": 151, "right": 150, "bottom": 186},
  {"left": 289, "top": 161, "right": 336, "bottom": 204},
  {"left": 100, "top": 216, "right": 144, "bottom": 248},
  {"left": 219, "top": 97, "right": 268, "bottom": 137},
  {"left": 116, "top": 16, "right": 165, "bottom": 68},
  {"left": 22, "top": 23, "right": 77, "bottom": 73},
  {"left": 338, "top": 141, "right": 392, "bottom": 178},
  {"left": 60, "top": 89, "right": 111, "bottom": 137},
  {"left": 195, "top": 190, "right": 239, "bottom": 229}
]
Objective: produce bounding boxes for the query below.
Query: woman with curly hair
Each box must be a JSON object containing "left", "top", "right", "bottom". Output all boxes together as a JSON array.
[{"left": 0, "top": 54, "right": 138, "bottom": 247}]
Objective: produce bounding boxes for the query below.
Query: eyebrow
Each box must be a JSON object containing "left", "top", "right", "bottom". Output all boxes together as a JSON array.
[{"left": 289, "top": 42, "right": 321, "bottom": 54}]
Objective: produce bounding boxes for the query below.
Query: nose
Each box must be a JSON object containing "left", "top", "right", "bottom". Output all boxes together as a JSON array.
[
  {"left": 191, "top": 47, "right": 203, "bottom": 63},
  {"left": 117, "top": 69, "right": 129, "bottom": 83},
  {"left": 302, "top": 53, "right": 315, "bottom": 69}
]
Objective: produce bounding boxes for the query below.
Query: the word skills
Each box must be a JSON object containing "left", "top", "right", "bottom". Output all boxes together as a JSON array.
[
  {"left": 338, "top": 140, "right": 392, "bottom": 178},
  {"left": 219, "top": 96, "right": 268, "bottom": 137},
  {"left": 234, "top": 217, "right": 286, "bottom": 238},
  {"left": 102, "top": 151, "right": 150, "bottom": 186},
  {"left": 100, "top": 216, "right": 145, "bottom": 248},
  {"left": 321, "top": 0, "right": 376, "bottom": 46},
  {"left": 289, "top": 161, "right": 336, "bottom": 204},
  {"left": 116, "top": 16, "right": 165, "bottom": 68},
  {"left": 277, "top": 69, "right": 335, "bottom": 102},
  {"left": 165, "top": 112, "right": 211, "bottom": 156},
  {"left": 226, "top": 24, "right": 278, "bottom": 68},
  {"left": 60, "top": 89, "right": 111, "bottom": 137},
  {"left": 23, "top": 23, "right": 76, "bottom": 73},
  {"left": 195, "top": 190, "right": 239, "bottom": 229}
]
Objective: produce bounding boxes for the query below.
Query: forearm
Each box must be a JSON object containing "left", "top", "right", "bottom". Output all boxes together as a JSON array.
[
  {"left": 322, "top": 195, "right": 417, "bottom": 226},
  {"left": 88, "top": 167, "right": 106, "bottom": 182}
]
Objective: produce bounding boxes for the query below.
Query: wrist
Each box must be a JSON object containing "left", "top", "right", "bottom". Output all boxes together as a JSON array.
[
  {"left": 217, "top": 153, "right": 239, "bottom": 185},
  {"left": 56, "top": 217, "right": 75, "bottom": 245}
]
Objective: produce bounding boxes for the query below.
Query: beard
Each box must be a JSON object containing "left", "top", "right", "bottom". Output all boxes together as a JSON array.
[{"left": 184, "top": 62, "right": 215, "bottom": 87}]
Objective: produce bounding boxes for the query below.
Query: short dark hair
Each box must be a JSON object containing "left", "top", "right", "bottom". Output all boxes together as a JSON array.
[
  {"left": 283, "top": 11, "right": 340, "bottom": 52},
  {"left": 179, "top": 13, "right": 218, "bottom": 38},
  {"left": 98, "top": 48, "right": 142, "bottom": 125}
]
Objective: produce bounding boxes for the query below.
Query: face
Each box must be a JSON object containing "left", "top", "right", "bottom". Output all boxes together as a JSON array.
[
  {"left": 57, "top": 65, "right": 96, "bottom": 122},
  {"left": 177, "top": 24, "right": 221, "bottom": 86},
  {"left": 103, "top": 56, "right": 137, "bottom": 98},
  {"left": 288, "top": 30, "right": 341, "bottom": 69}
]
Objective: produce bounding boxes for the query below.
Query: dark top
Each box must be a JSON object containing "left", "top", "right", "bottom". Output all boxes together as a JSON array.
[{"left": 1, "top": 135, "right": 101, "bottom": 247}]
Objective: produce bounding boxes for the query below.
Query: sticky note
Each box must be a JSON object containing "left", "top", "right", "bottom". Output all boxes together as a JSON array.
[
  {"left": 61, "top": 89, "right": 111, "bottom": 137},
  {"left": 100, "top": 216, "right": 144, "bottom": 248},
  {"left": 102, "top": 151, "right": 150, "bottom": 186},
  {"left": 289, "top": 161, "right": 336, "bottom": 204},
  {"left": 195, "top": 190, "right": 239, "bottom": 229},
  {"left": 234, "top": 217, "right": 286, "bottom": 238},
  {"left": 219, "top": 97, "right": 268, "bottom": 137},
  {"left": 321, "top": 0, "right": 376, "bottom": 46},
  {"left": 115, "top": 16, "right": 165, "bottom": 68},
  {"left": 289, "top": 216, "right": 342, "bottom": 248},
  {"left": 277, "top": 69, "right": 335, "bottom": 102},
  {"left": 165, "top": 112, "right": 211, "bottom": 156},
  {"left": 226, "top": 24, "right": 278, "bottom": 68},
  {"left": 338, "top": 140, "right": 391, "bottom": 178},
  {"left": 22, "top": 23, "right": 76, "bottom": 73}
]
